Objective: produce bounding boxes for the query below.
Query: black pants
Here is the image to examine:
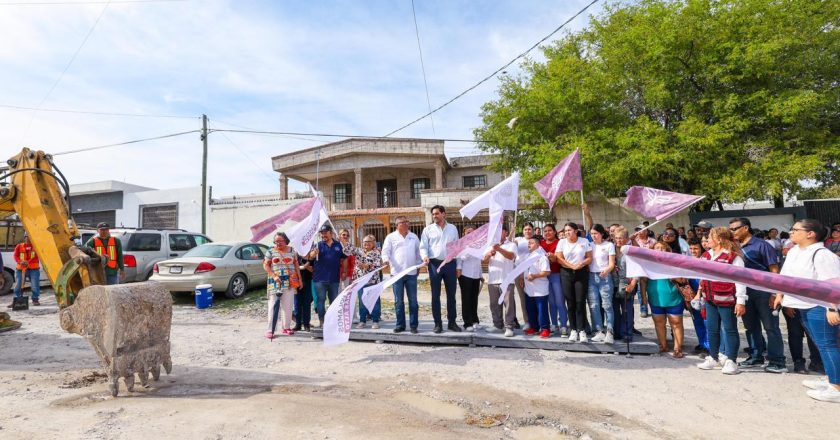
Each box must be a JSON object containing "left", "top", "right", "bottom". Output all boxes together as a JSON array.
[
  {"left": 458, "top": 276, "right": 481, "bottom": 326},
  {"left": 293, "top": 279, "right": 313, "bottom": 326},
  {"left": 561, "top": 267, "right": 589, "bottom": 332},
  {"left": 784, "top": 308, "right": 822, "bottom": 366}
]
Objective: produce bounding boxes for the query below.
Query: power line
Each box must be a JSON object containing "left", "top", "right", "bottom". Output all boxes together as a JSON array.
[
  {"left": 209, "top": 128, "right": 483, "bottom": 143},
  {"left": 20, "top": 0, "right": 112, "bottom": 141},
  {"left": 411, "top": 0, "right": 435, "bottom": 136},
  {"left": 207, "top": 119, "right": 279, "bottom": 185},
  {"left": 52, "top": 129, "right": 199, "bottom": 155},
  {"left": 0, "top": 103, "right": 197, "bottom": 119},
  {"left": 383, "top": 0, "right": 600, "bottom": 137}
]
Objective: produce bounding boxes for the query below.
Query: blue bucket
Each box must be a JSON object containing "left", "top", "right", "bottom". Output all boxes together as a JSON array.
[{"left": 195, "top": 284, "right": 213, "bottom": 309}]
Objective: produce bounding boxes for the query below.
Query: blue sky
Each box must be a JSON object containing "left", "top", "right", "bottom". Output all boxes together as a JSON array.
[{"left": 0, "top": 0, "right": 607, "bottom": 196}]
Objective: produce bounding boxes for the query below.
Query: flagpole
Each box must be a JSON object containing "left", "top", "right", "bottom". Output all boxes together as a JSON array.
[{"left": 580, "top": 190, "right": 586, "bottom": 230}]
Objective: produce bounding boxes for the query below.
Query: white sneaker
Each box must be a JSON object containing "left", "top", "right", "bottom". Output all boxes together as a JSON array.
[
  {"left": 464, "top": 325, "right": 474, "bottom": 332},
  {"left": 371, "top": 322, "right": 380, "bottom": 330},
  {"left": 568, "top": 330, "right": 578, "bottom": 342},
  {"left": 722, "top": 359, "right": 740, "bottom": 375},
  {"left": 473, "top": 324, "right": 481, "bottom": 332},
  {"left": 697, "top": 358, "right": 720, "bottom": 370},
  {"left": 806, "top": 385, "right": 840, "bottom": 403},
  {"left": 504, "top": 328, "right": 514, "bottom": 337},
  {"left": 591, "top": 332, "right": 606, "bottom": 343},
  {"left": 355, "top": 322, "right": 366, "bottom": 329},
  {"left": 718, "top": 353, "right": 728, "bottom": 364},
  {"left": 604, "top": 332, "right": 615, "bottom": 344},
  {"left": 802, "top": 378, "right": 830, "bottom": 390},
  {"left": 559, "top": 327, "right": 568, "bottom": 336},
  {"left": 578, "top": 331, "right": 588, "bottom": 343}
]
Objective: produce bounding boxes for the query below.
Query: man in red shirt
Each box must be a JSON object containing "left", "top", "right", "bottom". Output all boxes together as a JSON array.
[{"left": 10, "top": 234, "right": 41, "bottom": 307}]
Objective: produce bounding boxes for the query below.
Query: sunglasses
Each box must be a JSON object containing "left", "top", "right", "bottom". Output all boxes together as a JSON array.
[{"left": 729, "top": 225, "right": 746, "bottom": 232}]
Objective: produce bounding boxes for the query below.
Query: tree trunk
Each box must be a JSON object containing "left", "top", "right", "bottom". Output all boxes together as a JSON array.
[
  {"left": 773, "top": 195, "right": 784, "bottom": 208},
  {"left": 716, "top": 200, "right": 724, "bottom": 211}
]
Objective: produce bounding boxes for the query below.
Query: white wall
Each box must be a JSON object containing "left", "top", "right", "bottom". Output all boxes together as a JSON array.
[
  {"left": 119, "top": 186, "right": 205, "bottom": 232},
  {"left": 209, "top": 198, "right": 300, "bottom": 245}
]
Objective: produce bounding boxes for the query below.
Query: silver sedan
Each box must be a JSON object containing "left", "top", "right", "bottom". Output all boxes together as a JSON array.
[{"left": 150, "top": 241, "right": 270, "bottom": 298}]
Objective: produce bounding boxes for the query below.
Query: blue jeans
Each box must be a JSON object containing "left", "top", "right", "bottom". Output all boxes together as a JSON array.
[
  {"left": 706, "top": 303, "right": 739, "bottom": 361},
  {"left": 613, "top": 292, "right": 635, "bottom": 340},
  {"left": 800, "top": 307, "right": 839, "bottom": 385},
  {"left": 293, "top": 280, "right": 313, "bottom": 326},
  {"left": 14, "top": 268, "right": 40, "bottom": 300},
  {"left": 547, "top": 272, "right": 567, "bottom": 328},
  {"left": 314, "top": 281, "right": 340, "bottom": 321},
  {"left": 689, "top": 306, "right": 708, "bottom": 350},
  {"left": 587, "top": 272, "right": 614, "bottom": 332},
  {"left": 428, "top": 259, "right": 458, "bottom": 325},
  {"left": 358, "top": 285, "right": 381, "bottom": 323},
  {"left": 742, "top": 289, "right": 785, "bottom": 365},
  {"left": 525, "top": 295, "right": 550, "bottom": 331},
  {"left": 105, "top": 272, "right": 120, "bottom": 285},
  {"left": 393, "top": 274, "right": 418, "bottom": 329}
]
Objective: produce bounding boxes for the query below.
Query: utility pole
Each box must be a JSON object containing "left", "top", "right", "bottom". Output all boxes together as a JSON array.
[{"left": 201, "top": 114, "right": 208, "bottom": 234}]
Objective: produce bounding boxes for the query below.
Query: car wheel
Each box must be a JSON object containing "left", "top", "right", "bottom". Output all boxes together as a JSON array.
[
  {"left": 225, "top": 273, "right": 247, "bottom": 299},
  {"left": 0, "top": 270, "right": 13, "bottom": 296}
]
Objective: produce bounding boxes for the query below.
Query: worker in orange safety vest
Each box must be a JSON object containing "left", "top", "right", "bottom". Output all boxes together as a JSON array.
[
  {"left": 85, "top": 222, "right": 125, "bottom": 285},
  {"left": 9, "top": 234, "right": 41, "bottom": 307}
]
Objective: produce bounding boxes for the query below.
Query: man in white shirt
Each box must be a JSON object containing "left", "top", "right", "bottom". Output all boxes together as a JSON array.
[
  {"left": 382, "top": 215, "right": 422, "bottom": 334},
  {"left": 483, "top": 224, "right": 518, "bottom": 337},
  {"left": 420, "top": 205, "right": 462, "bottom": 333}
]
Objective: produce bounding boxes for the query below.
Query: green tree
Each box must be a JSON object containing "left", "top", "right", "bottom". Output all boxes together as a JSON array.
[{"left": 475, "top": 0, "right": 839, "bottom": 209}]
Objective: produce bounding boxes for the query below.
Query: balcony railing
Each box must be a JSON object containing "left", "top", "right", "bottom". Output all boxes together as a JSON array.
[{"left": 322, "top": 191, "right": 423, "bottom": 210}]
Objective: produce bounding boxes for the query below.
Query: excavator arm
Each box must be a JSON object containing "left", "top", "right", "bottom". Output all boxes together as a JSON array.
[{"left": 0, "top": 148, "right": 172, "bottom": 396}]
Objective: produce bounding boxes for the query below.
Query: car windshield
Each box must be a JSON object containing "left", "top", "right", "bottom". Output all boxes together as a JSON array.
[{"left": 183, "top": 244, "right": 232, "bottom": 258}]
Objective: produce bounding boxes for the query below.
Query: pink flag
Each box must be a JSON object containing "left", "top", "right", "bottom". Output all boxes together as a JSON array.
[
  {"left": 622, "top": 186, "right": 704, "bottom": 221},
  {"left": 250, "top": 197, "right": 317, "bottom": 242},
  {"left": 533, "top": 149, "right": 582, "bottom": 207},
  {"left": 624, "top": 246, "right": 840, "bottom": 307},
  {"left": 437, "top": 223, "right": 492, "bottom": 272}
]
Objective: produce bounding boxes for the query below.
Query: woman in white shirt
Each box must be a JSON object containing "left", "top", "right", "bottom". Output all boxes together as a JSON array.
[
  {"left": 556, "top": 222, "right": 593, "bottom": 343},
  {"left": 456, "top": 226, "right": 484, "bottom": 332},
  {"left": 587, "top": 224, "right": 616, "bottom": 344},
  {"left": 773, "top": 219, "right": 840, "bottom": 403}
]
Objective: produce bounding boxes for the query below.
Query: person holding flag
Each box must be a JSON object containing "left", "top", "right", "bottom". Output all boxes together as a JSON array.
[
  {"left": 341, "top": 234, "right": 384, "bottom": 329},
  {"left": 420, "top": 205, "right": 462, "bottom": 334},
  {"left": 312, "top": 224, "right": 347, "bottom": 328},
  {"left": 382, "top": 216, "right": 423, "bottom": 334},
  {"left": 456, "top": 225, "right": 483, "bottom": 332},
  {"left": 483, "top": 223, "right": 518, "bottom": 337}
]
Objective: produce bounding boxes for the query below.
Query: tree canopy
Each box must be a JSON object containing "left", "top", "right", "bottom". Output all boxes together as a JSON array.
[{"left": 474, "top": 0, "right": 839, "bottom": 209}]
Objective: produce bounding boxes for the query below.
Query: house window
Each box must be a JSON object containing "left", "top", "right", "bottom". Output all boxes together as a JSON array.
[
  {"left": 410, "top": 178, "right": 430, "bottom": 199},
  {"left": 462, "top": 175, "right": 487, "bottom": 188},
  {"left": 334, "top": 183, "right": 352, "bottom": 204}
]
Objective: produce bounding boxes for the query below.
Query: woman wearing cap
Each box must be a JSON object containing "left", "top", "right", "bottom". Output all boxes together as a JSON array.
[
  {"left": 773, "top": 219, "right": 840, "bottom": 403},
  {"left": 263, "top": 232, "right": 302, "bottom": 339}
]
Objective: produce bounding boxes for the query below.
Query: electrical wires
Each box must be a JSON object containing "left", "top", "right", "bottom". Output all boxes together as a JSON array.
[{"left": 52, "top": 130, "right": 199, "bottom": 155}]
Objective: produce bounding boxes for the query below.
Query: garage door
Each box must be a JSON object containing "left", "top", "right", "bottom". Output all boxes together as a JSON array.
[
  {"left": 140, "top": 204, "right": 178, "bottom": 229},
  {"left": 72, "top": 211, "right": 116, "bottom": 228}
]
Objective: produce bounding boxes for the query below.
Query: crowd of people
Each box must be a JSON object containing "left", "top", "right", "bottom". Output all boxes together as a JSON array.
[{"left": 260, "top": 206, "right": 839, "bottom": 403}]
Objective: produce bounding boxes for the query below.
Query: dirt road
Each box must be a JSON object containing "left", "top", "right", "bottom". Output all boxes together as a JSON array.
[{"left": 0, "top": 288, "right": 834, "bottom": 439}]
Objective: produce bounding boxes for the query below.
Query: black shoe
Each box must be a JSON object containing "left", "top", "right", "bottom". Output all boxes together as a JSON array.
[
  {"left": 433, "top": 325, "right": 443, "bottom": 334},
  {"left": 303, "top": 325, "right": 311, "bottom": 332},
  {"left": 292, "top": 324, "right": 302, "bottom": 331},
  {"left": 793, "top": 361, "right": 807, "bottom": 374},
  {"left": 738, "top": 357, "right": 765, "bottom": 368},
  {"left": 513, "top": 319, "right": 521, "bottom": 330},
  {"left": 764, "top": 363, "right": 787, "bottom": 374},
  {"left": 692, "top": 344, "right": 704, "bottom": 354},
  {"left": 808, "top": 362, "right": 825, "bottom": 374},
  {"left": 410, "top": 327, "right": 418, "bottom": 334},
  {"left": 393, "top": 327, "right": 405, "bottom": 333},
  {"left": 448, "top": 323, "right": 463, "bottom": 332},
  {"left": 632, "top": 329, "right": 642, "bottom": 336}
]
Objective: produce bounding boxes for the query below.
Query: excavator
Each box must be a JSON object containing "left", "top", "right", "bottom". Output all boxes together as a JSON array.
[{"left": 0, "top": 148, "right": 172, "bottom": 396}]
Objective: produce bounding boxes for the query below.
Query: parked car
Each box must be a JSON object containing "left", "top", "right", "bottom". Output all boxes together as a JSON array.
[
  {"left": 150, "top": 241, "right": 269, "bottom": 298},
  {"left": 80, "top": 228, "right": 212, "bottom": 283}
]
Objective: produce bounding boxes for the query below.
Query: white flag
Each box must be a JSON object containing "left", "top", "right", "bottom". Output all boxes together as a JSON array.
[
  {"left": 498, "top": 252, "right": 542, "bottom": 304},
  {"left": 459, "top": 173, "right": 519, "bottom": 255},
  {"left": 323, "top": 269, "right": 381, "bottom": 346},
  {"left": 287, "top": 198, "right": 329, "bottom": 255},
  {"left": 360, "top": 263, "right": 425, "bottom": 313}
]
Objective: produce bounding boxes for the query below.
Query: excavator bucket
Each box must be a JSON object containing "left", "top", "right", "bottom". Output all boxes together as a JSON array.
[{"left": 58, "top": 281, "right": 173, "bottom": 397}]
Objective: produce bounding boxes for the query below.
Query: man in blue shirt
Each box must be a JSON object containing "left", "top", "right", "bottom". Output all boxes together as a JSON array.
[
  {"left": 420, "top": 205, "right": 462, "bottom": 333},
  {"left": 312, "top": 224, "right": 347, "bottom": 327},
  {"left": 729, "top": 217, "right": 785, "bottom": 373}
]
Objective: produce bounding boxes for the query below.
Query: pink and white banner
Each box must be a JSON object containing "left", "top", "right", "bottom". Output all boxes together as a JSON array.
[
  {"left": 323, "top": 269, "right": 381, "bottom": 346},
  {"left": 249, "top": 197, "right": 317, "bottom": 242},
  {"left": 437, "top": 223, "right": 492, "bottom": 272},
  {"left": 286, "top": 198, "right": 329, "bottom": 255},
  {"left": 533, "top": 149, "right": 583, "bottom": 208},
  {"left": 624, "top": 246, "right": 840, "bottom": 307},
  {"left": 459, "top": 172, "right": 519, "bottom": 256},
  {"left": 360, "top": 263, "right": 425, "bottom": 313},
  {"left": 623, "top": 186, "right": 704, "bottom": 221},
  {"left": 498, "top": 252, "right": 542, "bottom": 304}
]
